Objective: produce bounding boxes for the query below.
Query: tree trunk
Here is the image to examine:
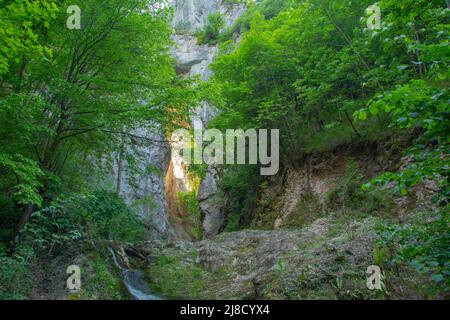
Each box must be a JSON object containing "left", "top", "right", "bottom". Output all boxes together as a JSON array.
[
  {"left": 344, "top": 110, "right": 361, "bottom": 138},
  {"left": 12, "top": 203, "right": 34, "bottom": 241}
]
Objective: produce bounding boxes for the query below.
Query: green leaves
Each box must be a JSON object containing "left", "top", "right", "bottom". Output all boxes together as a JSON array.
[
  {"left": 196, "top": 13, "right": 226, "bottom": 45},
  {"left": 357, "top": 110, "right": 368, "bottom": 121},
  {"left": 0, "top": 0, "right": 203, "bottom": 243},
  {"left": 377, "top": 209, "right": 450, "bottom": 294},
  {"left": 0, "top": 154, "right": 43, "bottom": 206},
  {"left": 20, "top": 191, "right": 147, "bottom": 252},
  {"left": 356, "top": 80, "right": 449, "bottom": 195},
  {"left": 215, "top": 0, "right": 415, "bottom": 163},
  {"left": 0, "top": 0, "right": 59, "bottom": 78},
  {"left": 431, "top": 274, "right": 444, "bottom": 283}
]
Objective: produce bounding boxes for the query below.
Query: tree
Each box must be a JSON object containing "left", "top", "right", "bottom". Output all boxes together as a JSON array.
[
  {"left": 0, "top": 0, "right": 58, "bottom": 79},
  {"left": 0, "top": 0, "right": 201, "bottom": 239}
]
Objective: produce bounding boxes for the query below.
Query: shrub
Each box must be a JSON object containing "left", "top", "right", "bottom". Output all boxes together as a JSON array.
[
  {"left": 20, "top": 191, "right": 147, "bottom": 252},
  {"left": 0, "top": 244, "right": 34, "bottom": 300},
  {"left": 377, "top": 207, "right": 450, "bottom": 297},
  {"left": 146, "top": 252, "right": 207, "bottom": 299},
  {"left": 196, "top": 13, "right": 225, "bottom": 45},
  {"left": 20, "top": 205, "right": 82, "bottom": 255},
  {"left": 78, "top": 254, "right": 124, "bottom": 300},
  {"left": 178, "top": 191, "right": 203, "bottom": 239},
  {"left": 221, "top": 165, "right": 261, "bottom": 231},
  {"left": 72, "top": 191, "right": 147, "bottom": 243}
]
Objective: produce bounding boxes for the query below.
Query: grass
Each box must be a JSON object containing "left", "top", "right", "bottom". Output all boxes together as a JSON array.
[
  {"left": 76, "top": 252, "right": 125, "bottom": 300},
  {"left": 146, "top": 249, "right": 209, "bottom": 299}
]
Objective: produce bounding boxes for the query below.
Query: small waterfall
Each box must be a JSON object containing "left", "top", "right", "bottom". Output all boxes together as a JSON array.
[{"left": 109, "top": 247, "right": 161, "bottom": 301}]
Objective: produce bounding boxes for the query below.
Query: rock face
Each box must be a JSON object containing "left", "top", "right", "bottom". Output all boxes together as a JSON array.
[
  {"left": 198, "top": 166, "right": 226, "bottom": 237},
  {"left": 110, "top": 1, "right": 245, "bottom": 241},
  {"left": 135, "top": 216, "right": 383, "bottom": 299},
  {"left": 112, "top": 1, "right": 245, "bottom": 240},
  {"left": 171, "top": 35, "right": 217, "bottom": 81},
  {"left": 169, "top": 0, "right": 245, "bottom": 237},
  {"left": 198, "top": 217, "right": 378, "bottom": 300},
  {"left": 171, "top": 0, "right": 246, "bottom": 31},
  {"left": 113, "top": 126, "right": 171, "bottom": 240}
]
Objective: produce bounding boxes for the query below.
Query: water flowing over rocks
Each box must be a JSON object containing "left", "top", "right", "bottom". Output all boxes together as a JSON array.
[{"left": 109, "top": 247, "right": 161, "bottom": 300}]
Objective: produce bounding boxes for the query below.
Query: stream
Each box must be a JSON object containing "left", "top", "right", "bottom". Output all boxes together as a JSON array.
[{"left": 109, "top": 247, "right": 161, "bottom": 301}]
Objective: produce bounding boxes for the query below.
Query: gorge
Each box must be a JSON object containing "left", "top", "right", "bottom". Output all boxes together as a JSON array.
[
  {"left": 112, "top": 0, "right": 247, "bottom": 241},
  {"left": 0, "top": 0, "right": 447, "bottom": 301}
]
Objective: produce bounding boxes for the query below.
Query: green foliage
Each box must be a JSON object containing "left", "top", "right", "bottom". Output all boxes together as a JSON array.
[
  {"left": 359, "top": 81, "right": 449, "bottom": 196},
  {"left": 78, "top": 253, "right": 124, "bottom": 300},
  {"left": 196, "top": 13, "right": 225, "bottom": 45},
  {"left": 223, "top": 211, "right": 242, "bottom": 233},
  {"left": 358, "top": 82, "right": 449, "bottom": 134},
  {"left": 1, "top": 189, "right": 139, "bottom": 300},
  {"left": 21, "top": 205, "right": 82, "bottom": 255},
  {"left": 220, "top": 0, "right": 295, "bottom": 40},
  {"left": 0, "top": 0, "right": 198, "bottom": 294},
  {"left": 0, "top": 246, "right": 34, "bottom": 300},
  {"left": 188, "top": 163, "right": 207, "bottom": 180},
  {"left": 71, "top": 191, "right": 147, "bottom": 243},
  {"left": 0, "top": 0, "right": 58, "bottom": 77},
  {"left": 212, "top": 0, "right": 448, "bottom": 233},
  {"left": 0, "top": 0, "right": 448, "bottom": 300},
  {"left": 221, "top": 165, "right": 261, "bottom": 231},
  {"left": 178, "top": 191, "right": 203, "bottom": 239},
  {"left": 211, "top": 0, "right": 381, "bottom": 165},
  {"left": 0, "top": 93, "right": 52, "bottom": 206},
  {"left": 20, "top": 191, "right": 147, "bottom": 253},
  {"left": 147, "top": 252, "right": 207, "bottom": 299},
  {"left": 0, "top": 153, "right": 43, "bottom": 206},
  {"left": 0, "top": 0, "right": 198, "bottom": 231},
  {"left": 353, "top": 0, "right": 449, "bottom": 200},
  {"left": 377, "top": 207, "right": 450, "bottom": 296},
  {"left": 179, "top": 192, "right": 200, "bottom": 218}
]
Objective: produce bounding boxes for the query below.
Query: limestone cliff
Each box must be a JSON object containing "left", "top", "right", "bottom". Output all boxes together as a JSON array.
[
  {"left": 111, "top": 0, "right": 246, "bottom": 240},
  {"left": 168, "top": 0, "right": 246, "bottom": 238},
  {"left": 112, "top": 125, "right": 171, "bottom": 240}
]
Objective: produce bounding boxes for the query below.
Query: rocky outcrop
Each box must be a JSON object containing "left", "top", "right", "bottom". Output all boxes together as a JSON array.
[
  {"left": 121, "top": 138, "right": 437, "bottom": 300},
  {"left": 134, "top": 215, "right": 391, "bottom": 299},
  {"left": 109, "top": 1, "right": 245, "bottom": 241},
  {"left": 171, "top": 0, "right": 246, "bottom": 31},
  {"left": 198, "top": 166, "right": 226, "bottom": 237},
  {"left": 169, "top": 0, "right": 246, "bottom": 238},
  {"left": 171, "top": 35, "right": 217, "bottom": 81},
  {"left": 255, "top": 141, "right": 410, "bottom": 230}
]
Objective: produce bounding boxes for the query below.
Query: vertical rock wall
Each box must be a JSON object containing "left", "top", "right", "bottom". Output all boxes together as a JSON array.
[
  {"left": 112, "top": 0, "right": 246, "bottom": 240},
  {"left": 112, "top": 125, "right": 171, "bottom": 240},
  {"left": 170, "top": 0, "right": 245, "bottom": 237}
]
